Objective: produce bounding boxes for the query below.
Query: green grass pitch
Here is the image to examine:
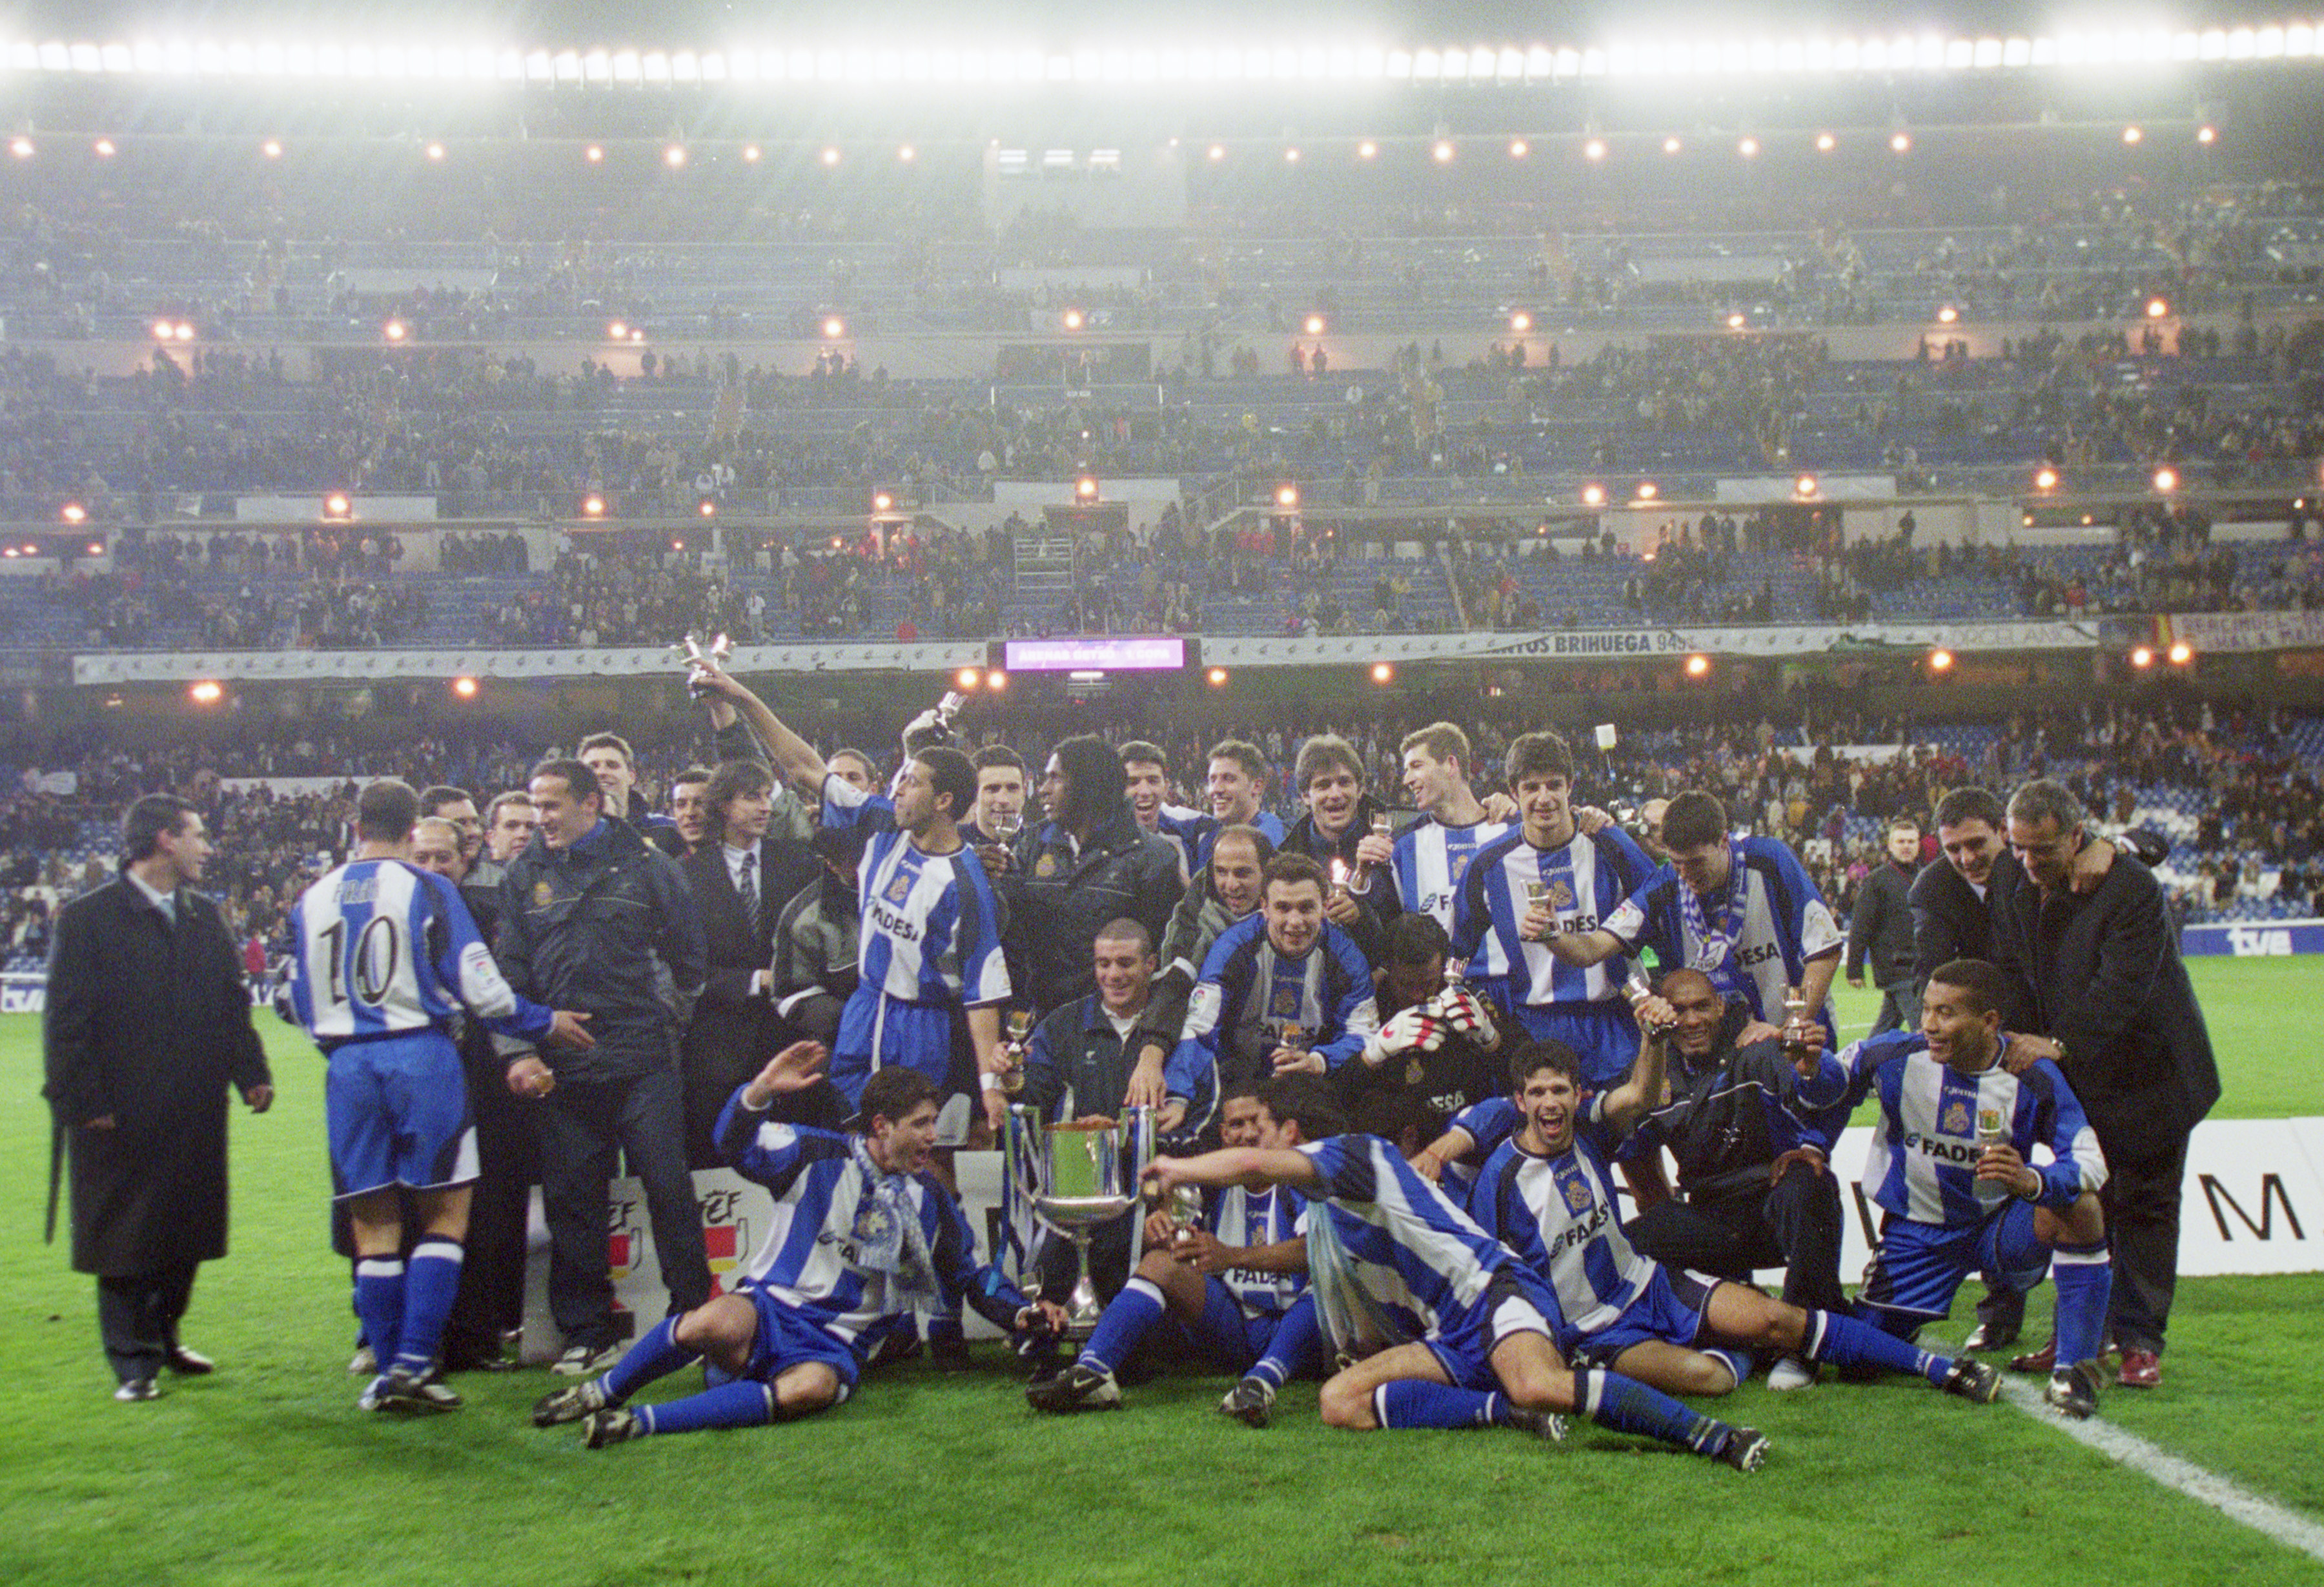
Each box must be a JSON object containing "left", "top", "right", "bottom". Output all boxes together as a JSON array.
[{"left": 3, "top": 961, "right": 2320, "bottom": 1586}]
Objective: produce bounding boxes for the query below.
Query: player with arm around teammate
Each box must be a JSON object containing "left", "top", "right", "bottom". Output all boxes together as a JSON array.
[
  {"left": 1790, "top": 957, "right": 2114, "bottom": 1418},
  {"left": 531, "top": 1043, "right": 1068, "bottom": 1446},
  {"left": 1028, "top": 1082, "right": 1321, "bottom": 1424},
  {"left": 1141, "top": 1076, "right": 1774, "bottom": 1471},
  {"left": 1472, "top": 1025, "right": 2001, "bottom": 1406},
  {"left": 284, "top": 780, "right": 595, "bottom": 1413}
]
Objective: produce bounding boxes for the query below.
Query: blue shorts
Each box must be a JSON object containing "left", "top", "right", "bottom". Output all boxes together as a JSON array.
[
  {"left": 739, "top": 1282, "right": 864, "bottom": 1394},
  {"left": 1163, "top": 1279, "right": 1281, "bottom": 1375},
  {"left": 1860, "top": 1204, "right": 2050, "bottom": 1328},
  {"left": 1505, "top": 1000, "right": 1640, "bottom": 1091},
  {"left": 1424, "top": 1269, "right": 1564, "bottom": 1391},
  {"left": 325, "top": 1032, "right": 476, "bottom": 1201},
  {"left": 1569, "top": 1265, "right": 1720, "bottom": 1366},
  {"left": 830, "top": 995, "right": 973, "bottom": 1145}
]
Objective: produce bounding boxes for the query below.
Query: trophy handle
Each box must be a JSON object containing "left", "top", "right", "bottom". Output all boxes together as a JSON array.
[{"left": 1002, "top": 1103, "right": 1055, "bottom": 1282}]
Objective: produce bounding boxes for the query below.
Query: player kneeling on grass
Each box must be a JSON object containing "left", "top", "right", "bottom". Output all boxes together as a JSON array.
[
  {"left": 1789, "top": 958, "right": 2114, "bottom": 1418},
  {"left": 1142, "top": 1075, "right": 1773, "bottom": 1472},
  {"left": 1472, "top": 1025, "right": 2000, "bottom": 1406},
  {"left": 1029, "top": 1083, "right": 1320, "bottom": 1426},
  {"left": 533, "top": 1044, "right": 1067, "bottom": 1446}
]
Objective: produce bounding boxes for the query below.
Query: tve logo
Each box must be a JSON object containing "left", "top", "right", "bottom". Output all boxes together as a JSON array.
[{"left": 2228, "top": 927, "right": 2294, "bottom": 957}]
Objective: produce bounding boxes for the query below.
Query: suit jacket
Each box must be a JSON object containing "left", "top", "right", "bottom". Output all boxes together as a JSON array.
[
  {"left": 1987, "top": 852, "right": 2221, "bottom": 1156},
  {"left": 680, "top": 837, "right": 820, "bottom": 1075},
  {"left": 1909, "top": 850, "right": 2021, "bottom": 991},
  {"left": 41, "top": 877, "right": 270, "bottom": 1275}
]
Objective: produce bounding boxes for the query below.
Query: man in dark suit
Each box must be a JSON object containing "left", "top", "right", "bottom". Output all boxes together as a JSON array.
[
  {"left": 678, "top": 759, "right": 826, "bottom": 1165},
  {"left": 1990, "top": 779, "right": 2221, "bottom": 1392},
  {"left": 42, "top": 794, "right": 274, "bottom": 1400}
]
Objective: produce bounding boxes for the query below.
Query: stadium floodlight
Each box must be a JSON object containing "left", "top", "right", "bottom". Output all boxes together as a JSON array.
[
  {"left": 1276, "top": 484, "right": 1300, "bottom": 508},
  {"left": 1726, "top": 311, "right": 1748, "bottom": 329},
  {"left": 1357, "top": 139, "right": 1378, "bottom": 159},
  {"left": 94, "top": 138, "right": 116, "bottom": 155},
  {"left": 1371, "top": 662, "right": 1394, "bottom": 684},
  {"left": 664, "top": 145, "right": 686, "bottom": 167},
  {"left": 1303, "top": 314, "right": 1325, "bottom": 335},
  {"left": 1635, "top": 481, "right": 1659, "bottom": 500},
  {"left": 2035, "top": 466, "right": 2059, "bottom": 491},
  {"left": 956, "top": 666, "right": 982, "bottom": 692},
  {"left": 174, "top": 322, "right": 195, "bottom": 342},
  {"left": 1683, "top": 654, "right": 1711, "bottom": 679},
  {"left": 1207, "top": 143, "right": 1225, "bottom": 161},
  {"left": 820, "top": 145, "right": 839, "bottom": 166},
  {"left": 1432, "top": 138, "right": 1454, "bottom": 163},
  {"left": 2197, "top": 123, "right": 2217, "bottom": 143},
  {"left": 1663, "top": 136, "right": 1682, "bottom": 154},
  {"left": 1737, "top": 136, "right": 1758, "bottom": 158},
  {"left": 1063, "top": 309, "right": 1085, "bottom": 331},
  {"left": 60, "top": 503, "right": 86, "bottom": 524},
  {"left": 821, "top": 315, "right": 846, "bottom": 339},
  {"left": 424, "top": 141, "right": 445, "bottom": 161},
  {"left": 1890, "top": 131, "right": 1911, "bottom": 153},
  {"left": 1582, "top": 137, "right": 1606, "bottom": 161},
  {"left": 897, "top": 144, "right": 913, "bottom": 161},
  {"left": 261, "top": 138, "right": 282, "bottom": 158},
  {"left": 7, "top": 138, "right": 31, "bottom": 158},
  {"left": 2130, "top": 644, "right": 2156, "bottom": 668},
  {"left": 383, "top": 320, "right": 407, "bottom": 342},
  {"left": 1794, "top": 474, "right": 1818, "bottom": 498},
  {"left": 323, "top": 492, "right": 352, "bottom": 519},
  {"left": 452, "top": 677, "right": 480, "bottom": 699},
  {"left": 1509, "top": 138, "right": 1529, "bottom": 158},
  {"left": 744, "top": 145, "right": 762, "bottom": 161},
  {"left": 1929, "top": 648, "right": 1955, "bottom": 673},
  {"left": 1511, "top": 310, "right": 1533, "bottom": 332},
  {"left": 1207, "top": 666, "right": 1229, "bottom": 686},
  {"left": 189, "top": 681, "right": 225, "bottom": 704},
  {"left": 2168, "top": 640, "right": 2195, "bottom": 665},
  {"left": 1284, "top": 146, "right": 1300, "bottom": 162},
  {"left": 1937, "top": 305, "right": 1959, "bottom": 324},
  {"left": 1815, "top": 131, "right": 1837, "bottom": 152},
  {"left": 1075, "top": 475, "right": 1099, "bottom": 502},
  {"left": 584, "top": 144, "right": 602, "bottom": 163},
  {"left": 2153, "top": 466, "right": 2179, "bottom": 493},
  {"left": 2123, "top": 125, "right": 2143, "bottom": 144}
]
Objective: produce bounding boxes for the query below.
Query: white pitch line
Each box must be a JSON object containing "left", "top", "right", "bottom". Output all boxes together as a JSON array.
[{"left": 1998, "top": 1377, "right": 2324, "bottom": 1565}]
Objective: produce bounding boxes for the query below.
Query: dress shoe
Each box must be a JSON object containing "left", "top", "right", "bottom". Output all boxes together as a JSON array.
[
  {"left": 2116, "top": 1347, "right": 2161, "bottom": 1389},
  {"left": 164, "top": 1346, "right": 216, "bottom": 1375},
  {"left": 114, "top": 1378, "right": 161, "bottom": 1402}
]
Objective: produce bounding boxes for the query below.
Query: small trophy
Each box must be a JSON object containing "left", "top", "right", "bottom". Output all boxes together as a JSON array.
[
  {"left": 676, "top": 630, "right": 732, "bottom": 698},
  {"left": 1779, "top": 987, "right": 1813, "bottom": 1056},
  {"left": 1351, "top": 812, "right": 1391, "bottom": 890},
  {"left": 1973, "top": 1103, "right": 2011, "bottom": 1206},
  {"left": 1001, "top": 1010, "right": 1032, "bottom": 1098}
]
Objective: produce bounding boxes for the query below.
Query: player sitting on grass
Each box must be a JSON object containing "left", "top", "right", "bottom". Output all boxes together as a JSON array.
[
  {"left": 532, "top": 1044, "right": 1066, "bottom": 1446},
  {"left": 1789, "top": 958, "right": 2114, "bottom": 1418},
  {"left": 1141, "top": 1074, "right": 1774, "bottom": 1472},
  {"left": 1028, "top": 1082, "right": 1320, "bottom": 1425},
  {"left": 1471, "top": 1023, "right": 2001, "bottom": 1405}
]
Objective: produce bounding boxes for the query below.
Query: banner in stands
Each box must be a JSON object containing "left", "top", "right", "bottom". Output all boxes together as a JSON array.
[
  {"left": 1208, "top": 619, "right": 2098, "bottom": 668},
  {"left": 76, "top": 619, "right": 2098, "bottom": 685},
  {"left": 530, "top": 1120, "right": 2322, "bottom": 1359},
  {"left": 2159, "top": 611, "right": 2324, "bottom": 653},
  {"left": 2182, "top": 919, "right": 2324, "bottom": 956}
]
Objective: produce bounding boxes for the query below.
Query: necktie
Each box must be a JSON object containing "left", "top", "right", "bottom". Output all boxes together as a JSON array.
[{"left": 737, "top": 848, "right": 759, "bottom": 936}]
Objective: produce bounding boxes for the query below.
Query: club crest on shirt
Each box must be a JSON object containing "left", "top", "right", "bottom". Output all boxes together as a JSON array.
[
  {"left": 1450, "top": 854, "right": 1472, "bottom": 884},
  {"left": 1560, "top": 1174, "right": 1593, "bottom": 1214},
  {"left": 1034, "top": 852, "right": 1057, "bottom": 877},
  {"left": 1271, "top": 985, "right": 1301, "bottom": 1018},
  {"left": 1941, "top": 1098, "right": 1973, "bottom": 1136},
  {"left": 1405, "top": 1058, "right": 1425, "bottom": 1085},
  {"left": 884, "top": 872, "right": 913, "bottom": 905},
  {"left": 851, "top": 1197, "right": 898, "bottom": 1247},
  {"left": 1548, "top": 878, "right": 1576, "bottom": 910},
  {"left": 532, "top": 879, "right": 555, "bottom": 910}
]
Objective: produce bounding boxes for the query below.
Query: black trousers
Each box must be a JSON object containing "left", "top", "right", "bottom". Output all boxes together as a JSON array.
[
  {"left": 97, "top": 1264, "right": 198, "bottom": 1384},
  {"left": 2099, "top": 1126, "right": 2190, "bottom": 1355},
  {"left": 1624, "top": 1160, "right": 1848, "bottom": 1315},
  {"left": 534, "top": 1068, "right": 711, "bottom": 1349},
  {"left": 442, "top": 1049, "right": 540, "bottom": 1362}
]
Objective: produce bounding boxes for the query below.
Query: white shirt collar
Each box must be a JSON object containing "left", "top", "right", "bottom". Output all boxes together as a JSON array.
[
  {"left": 724, "top": 839, "right": 758, "bottom": 885},
  {"left": 126, "top": 868, "right": 176, "bottom": 918}
]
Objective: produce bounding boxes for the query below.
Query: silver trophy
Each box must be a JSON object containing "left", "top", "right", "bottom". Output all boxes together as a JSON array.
[
  {"left": 1004, "top": 1105, "right": 1154, "bottom": 1340},
  {"left": 676, "top": 630, "right": 733, "bottom": 697}
]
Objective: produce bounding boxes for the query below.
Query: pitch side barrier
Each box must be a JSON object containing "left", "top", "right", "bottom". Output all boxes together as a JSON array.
[
  {"left": 2180, "top": 919, "right": 2324, "bottom": 957},
  {"left": 532, "top": 1117, "right": 2324, "bottom": 1357}
]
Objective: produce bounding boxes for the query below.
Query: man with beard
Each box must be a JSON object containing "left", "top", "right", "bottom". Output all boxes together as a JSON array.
[
  {"left": 530, "top": 1047, "right": 1067, "bottom": 1446},
  {"left": 1001, "top": 735, "right": 1183, "bottom": 1019},
  {"left": 1124, "top": 824, "right": 1272, "bottom": 1118},
  {"left": 1340, "top": 912, "right": 1503, "bottom": 1125}
]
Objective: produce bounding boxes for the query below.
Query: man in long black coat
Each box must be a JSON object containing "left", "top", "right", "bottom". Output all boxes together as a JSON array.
[
  {"left": 43, "top": 794, "right": 274, "bottom": 1400},
  {"left": 1990, "top": 780, "right": 2221, "bottom": 1391}
]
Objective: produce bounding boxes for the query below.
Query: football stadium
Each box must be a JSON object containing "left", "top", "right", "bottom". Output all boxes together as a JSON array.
[{"left": 3, "top": 0, "right": 2323, "bottom": 1580}]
